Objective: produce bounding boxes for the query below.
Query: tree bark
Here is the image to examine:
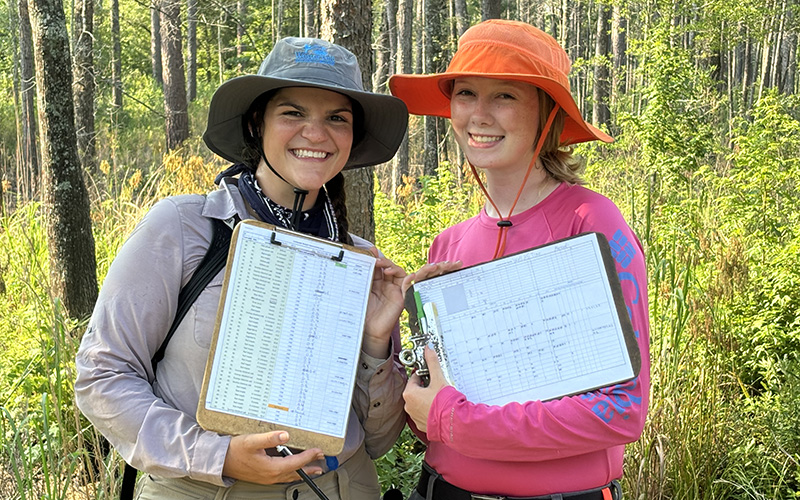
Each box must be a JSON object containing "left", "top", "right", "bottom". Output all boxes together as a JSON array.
[
  {"left": 28, "top": 0, "right": 98, "bottom": 320},
  {"left": 73, "top": 0, "right": 95, "bottom": 174},
  {"left": 384, "top": 0, "right": 397, "bottom": 78},
  {"left": 275, "top": 0, "right": 284, "bottom": 41},
  {"left": 481, "top": 0, "right": 501, "bottom": 20},
  {"left": 593, "top": 1, "right": 611, "bottom": 128},
  {"left": 611, "top": 3, "right": 626, "bottom": 111},
  {"left": 321, "top": 0, "right": 376, "bottom": 242},
  {"left": 111, "top": 0, "right": 122, "bottom": 119},
  {"left": 151, "top": 0, "right": 163, "bottom": 86},
  {"left": 393, "top": 0, "right": 413, "bottom": 200},
  {"left": 454, "top": 0, "right": 468, "bottom": 36},
  {"left": 757, "top": 32, "right": 772, "bottom": 100},
  {"left": 237, "top": 0, "right": 247, "bottom": 71},
  {"left": 423, "top": 0, "right": 444, "bottom": 177},
  {"left": 161, "top": 0, "right": 189, "bottom": 150},
  {"left": 778, "top": 0, "right": 795, "bottom": 94},
  {"left": 18, "top": 0, "right": 39, "bottom": 201},
  {"left": 187, "top": 0, "right": 197, "bottom": 101},
  {"left": 218, "top": 11, "right": 226, "bottom": 83},
  {"left": 782, "top": 31, "right": 796, "bottom": 94},
  {"left": 304, "top": 0, "right": 317, "bottom": 37},
  {"left": 374, "top": 8, "right": 390, "bottom": 93},
  {"left": 742, "top": 36, "right": 753, "bottom": 110}
]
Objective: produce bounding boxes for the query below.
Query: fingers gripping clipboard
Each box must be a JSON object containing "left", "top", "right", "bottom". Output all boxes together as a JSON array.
[
  {"left": 403, "top": 232, "right": 641, "bottom": 406},
  {"left": 197, "top": 220, "right": 376, "bottom": 455}
]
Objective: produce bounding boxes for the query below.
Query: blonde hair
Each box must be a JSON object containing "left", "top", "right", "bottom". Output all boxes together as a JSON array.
[{"left": 536, "top": 89, "right": 586, "bottom": 185}]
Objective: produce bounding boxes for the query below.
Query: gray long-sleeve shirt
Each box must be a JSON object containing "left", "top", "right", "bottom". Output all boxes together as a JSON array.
[{"left": 75, "top": 179, "right": 407, "bottom": 487}]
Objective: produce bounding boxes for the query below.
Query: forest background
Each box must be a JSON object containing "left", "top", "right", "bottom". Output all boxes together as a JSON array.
[{"left": 0, "top": 0, "right": 799, "bottom": 497}]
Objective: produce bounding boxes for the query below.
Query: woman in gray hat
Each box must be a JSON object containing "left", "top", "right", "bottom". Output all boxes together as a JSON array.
[{"left": 75, "top": 37, "right": 409, "bottom": 499}]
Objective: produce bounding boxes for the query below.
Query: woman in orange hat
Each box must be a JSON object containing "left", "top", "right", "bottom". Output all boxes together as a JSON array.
[{"left": 389, "top": 19, "right": 650, "bottom": 500}]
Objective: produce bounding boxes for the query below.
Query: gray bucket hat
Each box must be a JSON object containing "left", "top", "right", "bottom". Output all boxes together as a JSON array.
[{"left": 203, "top": 37, "right": 409, "bottom": 170}]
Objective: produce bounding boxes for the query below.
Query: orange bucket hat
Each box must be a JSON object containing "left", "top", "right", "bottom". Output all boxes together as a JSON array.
[{"left": 388, "top": 19, "right": 612, "bottom": 145}]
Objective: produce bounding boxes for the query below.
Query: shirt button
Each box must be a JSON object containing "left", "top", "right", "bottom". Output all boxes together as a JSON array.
[{"left": 362, "top": 362, "right": 369, "bottom": 369}]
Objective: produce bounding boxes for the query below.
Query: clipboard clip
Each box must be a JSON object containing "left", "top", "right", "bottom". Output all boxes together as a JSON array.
[
  {"left": 270, "top": 231, "right": 345, "bottom": 262},
  {"left": 400, "top": 296, "right": 438, "bottom": 385}
]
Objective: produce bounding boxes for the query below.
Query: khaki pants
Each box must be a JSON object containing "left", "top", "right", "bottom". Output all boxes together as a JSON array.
[{"left": 135, "top": 445, "right": 381, "bottom": 500}]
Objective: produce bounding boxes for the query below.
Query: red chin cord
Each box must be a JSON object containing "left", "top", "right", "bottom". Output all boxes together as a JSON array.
[{"left": 467, "top": 104, "right": 561, "bottom": 260}]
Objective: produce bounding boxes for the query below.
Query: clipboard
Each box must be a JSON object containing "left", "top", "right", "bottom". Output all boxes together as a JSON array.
[
  {"left": 197, "top": 220, "right": 376, "bottom": 455},
  {"left": 404, "top": 232, "right": 640, "bottom": 406}
]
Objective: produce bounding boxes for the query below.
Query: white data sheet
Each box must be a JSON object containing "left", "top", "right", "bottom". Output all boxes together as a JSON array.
[
  {"left": 199, "top": 221, "right": 375, "bottom": 452},
  {"left": 409, "top": 232, "right": 637, "bottom": 406}
]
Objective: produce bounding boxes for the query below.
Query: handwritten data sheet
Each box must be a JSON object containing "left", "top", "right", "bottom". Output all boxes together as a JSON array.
[
  {"left": 411, "top": 233, "right": 635, "bottom": 406},
  {"left": 202, "top": 222, "right": 375, "bottom": 443}
]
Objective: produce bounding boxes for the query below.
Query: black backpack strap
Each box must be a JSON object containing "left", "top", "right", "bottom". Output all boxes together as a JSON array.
[
  {"left": 150, "top": 216, "right": 235, "bottom": 374},
  {"left": 120, "top": 464, "right": 138, "bottom": 500},
  {"left": 121, "top": 216, "right": 236, "bottom": 500}
]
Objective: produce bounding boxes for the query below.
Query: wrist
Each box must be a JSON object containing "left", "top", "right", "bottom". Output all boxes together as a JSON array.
[{"left": 361, "top": 334, "right": 391, "bottom": 359}]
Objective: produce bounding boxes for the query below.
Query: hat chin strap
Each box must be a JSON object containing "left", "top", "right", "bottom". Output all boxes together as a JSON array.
[
  {"left": 258, "top": 146, "right": 309, "bottom": 231},
  {"left": 468, "top": 103, "right": 561, "bottom": 260}
]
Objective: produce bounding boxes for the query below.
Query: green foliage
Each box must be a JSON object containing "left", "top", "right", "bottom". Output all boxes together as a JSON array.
[
  {"left": 375, "top": 163, "right": 483, "bottom": 272},
  {"left": 628, "top": 28, "right": 720, "bottom": 189},
  {"left": 374, "top": 427, "right": 425, "bottom": 495},
  {"left": 580, "top": 63, "right": 800, "bottom": 498},
  {"left": 724, "top": 90, "right": 800, "bottom": 242}
]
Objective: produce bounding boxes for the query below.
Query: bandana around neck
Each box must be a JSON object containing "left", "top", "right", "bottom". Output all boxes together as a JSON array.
[{"left": 233, "top": 167, "right": 340, "bottom": 241}]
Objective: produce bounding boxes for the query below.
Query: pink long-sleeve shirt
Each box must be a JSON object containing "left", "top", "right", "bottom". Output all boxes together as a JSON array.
[{"left": 418, "top": 182, "right": 650, "bottom": 496}]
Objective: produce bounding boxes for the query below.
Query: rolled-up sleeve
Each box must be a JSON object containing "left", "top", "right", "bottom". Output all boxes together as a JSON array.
[{"left": 352, "top": 330, "right": 408, "bottom": 458}]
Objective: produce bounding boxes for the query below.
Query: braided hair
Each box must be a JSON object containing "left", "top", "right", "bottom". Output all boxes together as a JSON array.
[{"left": 323, "top": 172, "right": 352, "bottom": 245}]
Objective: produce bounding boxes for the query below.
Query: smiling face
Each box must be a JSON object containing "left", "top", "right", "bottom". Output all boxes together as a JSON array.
[
  {"left": 450, "top": 77, "right": 542, "bottom": 177},
  {"left": 256, "top": 86, "right": 354, "bottom": 208}
]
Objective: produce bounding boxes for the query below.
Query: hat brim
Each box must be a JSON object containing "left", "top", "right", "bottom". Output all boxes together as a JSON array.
[
  {"left": 204, "top": 74, "right": 409, "bottom": 169},
  {"left": 389, "top": 72, "right": 612, "bottom": 145}
]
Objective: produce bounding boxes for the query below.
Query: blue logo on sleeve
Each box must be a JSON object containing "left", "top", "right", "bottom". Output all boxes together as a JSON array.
[
  {"left": 609, "top": 229, "right": 636, "bottom": 269},
  {"left": 582, "top": 378, "right": 642, "bottom": 423}
]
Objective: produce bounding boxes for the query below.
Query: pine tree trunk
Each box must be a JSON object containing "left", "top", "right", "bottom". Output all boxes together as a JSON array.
[
  {"left": 481, "top": 0, "right": 501, "bottom": 20},
  {"left": 237, "top": 0, "right": 247, "bottom": 71},
  {"left": 321, "top": 0, "right": 376, "bottom": 242},
  {"left": 303, "top": 0, "right": 317, "bottom": 37},
  {"left": 393, "top": 0, "right": 413, "bottom": 200},
  {"left": 742, "top": 36, "right": 753, "bottom": 110},
  {"left": 414, "top": 0, "right": 423, "bottom": 74},
  {"left": 611, "top": 3, "right": 626, "bottom": 111},
  {"left": 187, "top": 0, "right": 197, "bottom": 101},
  {"left": 593, "top": 1, "right": 610, "bottom": 128},
  {"left": 28, "top": 0, "right": 98, "bottom": 320},
  {"left": 276, "top": 0, "right": 284, "bottom": 41},
  {"left": 18, "top": 0, "right": 39, "bottom": 200},
  {"left": 151, "top": 0, "right": 163, "bottom": 86},
  {"left": 423, "top": 0, "right": 443, "bottom": 177},
  {"left": 783, "top": 31, "right": 796, "bottom": 94},
  {"left": 385, "top": 0, "right": 397, "bottom": 75},
  {"left": 73, "top": 0, "right": 95, "bottom": 174},
  {"left": 374, "top": 10, "right": 390, "bottom": 93},
  {"left": 758, "top": 32, "right": 772, "bottom": 100},
  {"left": 771, "top": 0, "right": 784, "bottom": 92},
  {"left": 161, "top": 0, "right": 189, "bottom": 150},
  {"left": 219, "top": 11, "right": 226, "bottom": 82},
  {"left": 111, "top": 0, "right": 122, "bottom": 118},
  {"left": 454, "top": 0, "right": 468, "bottom": 36}
]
